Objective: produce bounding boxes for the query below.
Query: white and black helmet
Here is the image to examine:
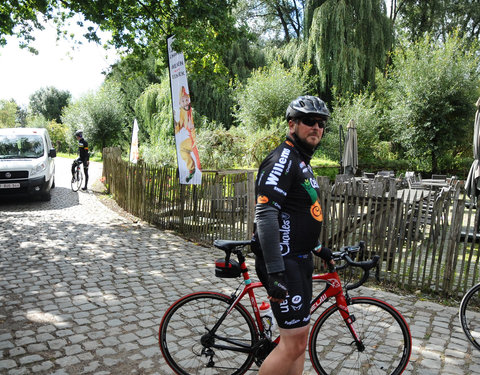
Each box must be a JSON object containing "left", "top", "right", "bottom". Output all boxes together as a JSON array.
[
  {"left": 75, "top": 130, "right": 83, "bottom": 137},
  {"left": 286, "top": 95, "right": 330, "bottom": 121}
]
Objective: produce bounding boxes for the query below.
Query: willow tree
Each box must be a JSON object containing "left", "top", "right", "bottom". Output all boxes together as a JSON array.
[{"left": 304, "top": 0, "right": 392, "bottom": 101}]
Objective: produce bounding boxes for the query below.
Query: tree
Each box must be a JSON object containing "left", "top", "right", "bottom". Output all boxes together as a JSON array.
[
  {"left": 62, "top": 82, "right": 127, "bottom": 152},
  {"left": 29, "top": 86, "right": 71, "bottom": 123},
  {"left": 233, "top": 60, "right": 311, "bottom": 130},
  {"left": 0, "top": 100, "right": 17, "bottom": 128},
  {"left": 234, "top": 0, "right": 306, "bottom": 43},
  {"left": 386, "top": 32, "right": 480, "bottom": 173},
  {"left": 395, "top": 0, "right": 480, "bottom": 45},
  {"left": 1, "top": 0, "right": 239, "bottom": 79},
  {"left": 303, "top": 0, "right": 392, "bottom": 102}
]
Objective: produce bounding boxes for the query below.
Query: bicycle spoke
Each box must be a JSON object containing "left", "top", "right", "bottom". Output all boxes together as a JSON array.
[
  {"left": 160, "top": 293, "right": 256, "bottom": 375},
  {"left": 310, "top": 297, "right": 411, "bottom": 375}
]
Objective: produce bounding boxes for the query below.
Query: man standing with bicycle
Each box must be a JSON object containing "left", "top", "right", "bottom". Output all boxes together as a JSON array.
[
  {"left": 253, "top": 95, "right": 333, "bottom": 375},
  {"left": 71, "top": 130, "right": 90, "bottom": 191}
]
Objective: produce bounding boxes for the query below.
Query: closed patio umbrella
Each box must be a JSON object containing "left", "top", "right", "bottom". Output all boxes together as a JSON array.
[
  {"left": 343, "top": 119, "right": 358, "bottom": 176},
  {"left": 465, "top": 97, "right": 480, "bottom": 201}
]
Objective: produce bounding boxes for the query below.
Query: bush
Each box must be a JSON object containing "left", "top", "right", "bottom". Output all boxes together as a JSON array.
[
  {"left": 319, "top": 90, "right": 385, "bottom": 167},
  {"left": 233, "top": 61, "right": 311, "bottom": 130}
]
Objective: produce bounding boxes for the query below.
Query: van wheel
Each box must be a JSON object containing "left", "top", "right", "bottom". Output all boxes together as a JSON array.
[{"left": 51, "top": 178, "right": 55, "bottom": 189}]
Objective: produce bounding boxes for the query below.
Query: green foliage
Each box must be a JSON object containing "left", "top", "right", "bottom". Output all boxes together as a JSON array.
[
  {"left": 304, "top": 0, "right": 392, "bottom": 101},
  {"left": 134, "top": 75, "right": 173, "bottom": 144},
  {"left": 196, "top": 124, "right": 249, "bottom": 169},
  {"left": 105, "top": 53, "right": 162, "bottom": 129},
  {"left": 0, "top": 100, "right": 17, "bottom": 128},
  {"left": 45, "top": 121, "right": 69, "bottom": 152},
  {"left": 247, "top": 118, "right": 286, "bottom": 167},
  {"left": 2, "top": 1, "right": 240, "bottom": 84},
  {"left": 29, "top": 86, "right": 71, "bottom": 123},
  {"left": 320, "top": 91, "right": 383, "bottom": 166},
  {"left": 189, "top": 36, "right": 266, "bottom": 128},
  {"left": 62, "top": 81, "right": 128, "bottom": 152},
  {"left": 397, "top": 0, "right": 480, "bottom": 45},
  {"left": 385, "top": 32, "right": 480, "bottom": 173},
  {"left": 233, "top": 61, "right": 311, "bottom": 129}
]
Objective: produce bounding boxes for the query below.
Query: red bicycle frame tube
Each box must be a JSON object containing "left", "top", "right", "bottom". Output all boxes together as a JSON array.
[
  {"left": 230, "top": 261, "right": 361, "bottom": 345},
  {"left": 311, "top": 272, "right": 362, "bottom": 343}
]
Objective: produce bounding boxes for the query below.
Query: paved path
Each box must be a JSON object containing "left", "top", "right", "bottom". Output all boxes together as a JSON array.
[{"left": 0, "top": 157, "right": 479, "bottom": 374}]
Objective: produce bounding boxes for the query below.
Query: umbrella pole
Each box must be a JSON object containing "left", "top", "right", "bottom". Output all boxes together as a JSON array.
[{"left": 339, "top": 124, "right": 344, "bottom": 174}]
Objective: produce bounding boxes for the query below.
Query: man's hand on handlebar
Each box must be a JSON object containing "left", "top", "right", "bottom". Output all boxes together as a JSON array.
[{"left": 313, "top": 243, "right": 335, "bottom": 271}]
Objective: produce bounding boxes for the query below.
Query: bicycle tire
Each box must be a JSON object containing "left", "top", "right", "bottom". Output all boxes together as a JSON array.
[
  {"left": 459, "top": 283, "right": 480, "bottom": 351},
  {"left": 159, "top": 292, "right": 258, "bottom": 375},
  {"left": 309, "top": 297, "right": 411, "bottom": 375},
  {"left": 71, "top": 168, "right": 83, "bottom": 192}
]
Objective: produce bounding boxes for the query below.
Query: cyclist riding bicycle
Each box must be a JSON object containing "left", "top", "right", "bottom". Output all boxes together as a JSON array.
[
  {"left": 71, "top": 130, "right": 90, "bottom": 191},
  {"left": 252, "top": 95, "right": 334, "bottom": 375}
]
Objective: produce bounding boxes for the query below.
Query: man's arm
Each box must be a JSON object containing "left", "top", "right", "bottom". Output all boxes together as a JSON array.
[{"left": 255, "top": 204, "right": 284, "bottom": 274}]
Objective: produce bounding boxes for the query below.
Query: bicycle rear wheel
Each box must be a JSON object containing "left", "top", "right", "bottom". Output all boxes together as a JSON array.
[
  {"left": 309, "top": 297, "right": 411, "bottom": 375},
  {"left": 459, "top": 283, "right": 480, "bottom": 351},
  {"left": 71, "top": 168, "right": 83, "bottom": 192},
  {"left": 159, "top": 292, "right": 257, "bottom": 375}
]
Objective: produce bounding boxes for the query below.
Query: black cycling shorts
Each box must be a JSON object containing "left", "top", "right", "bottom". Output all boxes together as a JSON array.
[{"left": 255, "top": 253, "right": 313, "bottom": 329}]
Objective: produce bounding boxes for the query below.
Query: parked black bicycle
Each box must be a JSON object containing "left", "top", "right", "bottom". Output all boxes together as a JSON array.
[{"left": 71, "top": 159, "right": 83, "bottom": 192}]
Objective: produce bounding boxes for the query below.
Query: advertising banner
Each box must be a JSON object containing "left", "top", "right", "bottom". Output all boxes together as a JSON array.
[
  {"left": 167, "top": 36, "right": 202, "bottom": 184},
  {"left": 129, "top": 118, "right": 139, "bottom": 164}
]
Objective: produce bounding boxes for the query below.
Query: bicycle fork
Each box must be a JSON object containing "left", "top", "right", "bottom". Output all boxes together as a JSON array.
[
  {"left": 335, "top": 293, "right": 365, "bottom": 352},
  {"left": 316, "top": 272, "right": 365, "bottom": 352}
]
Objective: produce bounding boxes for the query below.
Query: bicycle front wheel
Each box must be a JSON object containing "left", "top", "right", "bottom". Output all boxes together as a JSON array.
[
  {"left": 309, "top": 297, "right": 411, "bottom": 375},
  {"left": 459, "top": 283, "right": 480, "bottom": 351},
  {"left": 159, "top": 292, "right": 258, "bottom": 375},
  {"left": 71, "top": 169, "right": 83, "bottom": 191}
]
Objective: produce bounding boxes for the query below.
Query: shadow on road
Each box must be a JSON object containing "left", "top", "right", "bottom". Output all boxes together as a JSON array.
[{"left": 0, "top": 186, "right": 81, "bottom": 211}]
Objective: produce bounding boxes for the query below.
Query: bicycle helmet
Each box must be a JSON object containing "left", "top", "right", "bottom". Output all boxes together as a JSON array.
[
  {"left": 286, "top": 95, "right": 330, "bottom": 121},
  {"left": 75, "top": 130, "right": 83, "bottom": 138}
]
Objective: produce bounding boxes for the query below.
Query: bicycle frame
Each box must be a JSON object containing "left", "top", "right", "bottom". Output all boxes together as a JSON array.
[{"left": 209, "top": 251, "right": 361, "bottom": 354}]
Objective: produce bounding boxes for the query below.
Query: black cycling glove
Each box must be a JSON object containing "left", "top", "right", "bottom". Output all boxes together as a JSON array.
[
  {"left": 267, "top": 272, "right": 288, "bottom": 300},
  {"left": 312, "top": 244, "right": 333, "bottom": 262}
]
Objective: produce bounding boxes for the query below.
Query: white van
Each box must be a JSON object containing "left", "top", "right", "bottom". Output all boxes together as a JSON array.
[{"left": 0, "top": 128, "right": 56, "bottom": 201}]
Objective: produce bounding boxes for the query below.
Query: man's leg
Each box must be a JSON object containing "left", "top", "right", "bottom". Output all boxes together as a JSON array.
[
  {"left": 82, "top": 162, "right": 89, "bottom": 190},
  {"left": 258, "top": 325, "right": 309, "bottom": 375}
]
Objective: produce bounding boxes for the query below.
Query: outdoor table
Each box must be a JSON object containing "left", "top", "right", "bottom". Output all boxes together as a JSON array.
[{"left": 418, "top": 179, "right": 449, "bottom": 189}]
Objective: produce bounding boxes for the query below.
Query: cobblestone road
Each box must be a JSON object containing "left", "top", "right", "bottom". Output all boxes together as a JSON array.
[{"left": 0, "top": 157, "right": 479, "bottom": 374}]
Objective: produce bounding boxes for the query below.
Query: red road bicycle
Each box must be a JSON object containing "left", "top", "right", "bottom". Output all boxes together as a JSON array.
[{"left": 159, "top": 240, "right": 412, "bottom": 374}]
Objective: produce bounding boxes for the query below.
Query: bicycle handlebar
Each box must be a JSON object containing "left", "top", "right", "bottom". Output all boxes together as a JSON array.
[
  {"left": 329, "top": 241, "right": 379, "bottom": 290},
  {"left": 213, "top": 239, "right": 379, "bottom": 290}
]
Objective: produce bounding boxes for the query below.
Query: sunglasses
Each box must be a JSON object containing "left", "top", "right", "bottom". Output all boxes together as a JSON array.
[{"left": 300, "top": 117, "right": 327, "bottom": 128}]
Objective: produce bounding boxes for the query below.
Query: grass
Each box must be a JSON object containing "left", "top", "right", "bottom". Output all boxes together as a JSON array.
[{"left": 57, "top": 152, "right": 102, "bottom": 162}]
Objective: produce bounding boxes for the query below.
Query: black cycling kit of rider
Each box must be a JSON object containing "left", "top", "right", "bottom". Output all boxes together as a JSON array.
[
  {"left": 72, "top": 137, "right": 89, "bottom": 188},
  {"left": 253, "top": 134, "right": 323, "bottom": 329}
]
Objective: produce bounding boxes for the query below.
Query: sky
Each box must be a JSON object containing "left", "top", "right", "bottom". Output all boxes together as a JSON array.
[{"left": 0, "top": 19, "right": 119, "bottom": 108}]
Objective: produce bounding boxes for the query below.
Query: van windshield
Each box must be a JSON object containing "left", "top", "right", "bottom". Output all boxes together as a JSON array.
[{"left": 0, "top": 134, "right": 45, "bottom": 159}]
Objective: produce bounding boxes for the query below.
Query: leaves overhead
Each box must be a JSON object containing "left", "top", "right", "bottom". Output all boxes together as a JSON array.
[{"left": 1, "top": 0, "right": 239, "bottom": 76}]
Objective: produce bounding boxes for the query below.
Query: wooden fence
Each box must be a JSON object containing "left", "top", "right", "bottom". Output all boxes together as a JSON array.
[{"left": 103, "top": 147, "right": 480, "bottom": 297}]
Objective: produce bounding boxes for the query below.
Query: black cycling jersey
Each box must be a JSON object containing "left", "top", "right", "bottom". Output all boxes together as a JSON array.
[
  {"left": 254, "top": 136, "right": 323, "bottom": 258},
  {"left": 78, "top": 138, "right": 89, "bottom": 162}
]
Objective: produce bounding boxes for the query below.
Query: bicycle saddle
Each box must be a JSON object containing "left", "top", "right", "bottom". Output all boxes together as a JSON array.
[{"left": 213, "top": 239, "right": 252, "bottom": 251}]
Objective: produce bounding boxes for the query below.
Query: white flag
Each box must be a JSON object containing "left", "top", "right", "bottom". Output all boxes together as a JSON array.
[{"left": 129, "top": 119, "right": 139, "bottom": 163}]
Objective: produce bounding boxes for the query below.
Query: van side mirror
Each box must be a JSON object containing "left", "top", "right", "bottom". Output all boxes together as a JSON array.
[{"left": 49, "top": 148, "right": 57, "bottom": 158}]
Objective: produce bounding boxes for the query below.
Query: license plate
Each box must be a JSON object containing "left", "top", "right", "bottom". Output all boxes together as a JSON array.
[{"left": 0, "top": 183, "right": 20, "bottom": 189}]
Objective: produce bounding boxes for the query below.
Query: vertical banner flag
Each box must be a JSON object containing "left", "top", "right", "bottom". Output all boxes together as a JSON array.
[
  {"left": 129, "top": 119, "right": 139, "bottom": 164},
  {"left": 167, "top": 36, "right": 202, "bottom": 184}
]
